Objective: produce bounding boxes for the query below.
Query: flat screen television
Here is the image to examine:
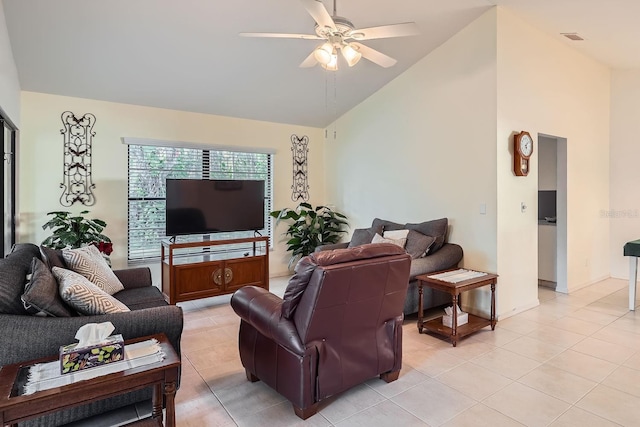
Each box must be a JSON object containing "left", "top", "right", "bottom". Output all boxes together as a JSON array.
[{"left": 165, "top": 179, "right": 265, "bottom": 236}]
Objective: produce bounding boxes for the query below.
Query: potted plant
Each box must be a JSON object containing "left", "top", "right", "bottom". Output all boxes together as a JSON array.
[
  {"left": 271, "top": 202, "right": 348, "bottom": 269},
  {"left": 41, "top": 210, "right": 113, "bottom": 261}
]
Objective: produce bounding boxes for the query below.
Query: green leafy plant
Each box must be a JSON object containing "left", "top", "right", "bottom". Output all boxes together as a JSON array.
[
  {"left": 41, "top": 210, "right": 112, "bottom": 252},
  {"left": 271, "top": 202, "right": 348, "bottom": 269}
]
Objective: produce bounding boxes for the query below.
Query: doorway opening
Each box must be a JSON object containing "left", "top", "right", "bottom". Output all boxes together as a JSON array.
[{"left": 537, "top": 134, "right": 567, "bottom": 294}]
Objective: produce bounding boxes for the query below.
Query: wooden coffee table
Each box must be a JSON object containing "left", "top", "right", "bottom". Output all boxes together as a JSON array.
[
  {"left": 0, "top": 333, "right": 180, "bottom": 427},
  {"left": 416, "top": 270, "right": 498, "bottom": 347}
]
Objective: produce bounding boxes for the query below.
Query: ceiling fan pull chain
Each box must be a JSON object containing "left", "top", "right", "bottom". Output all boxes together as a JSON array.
[
  {"left": 333, "top": 0, "right": 337, "bottom": 17},
  {"left": 333, "top": 70, "right": 337, "bottom": 139},
  {"left": 325, "top": 70, "right": 328, "bottom": 139}
]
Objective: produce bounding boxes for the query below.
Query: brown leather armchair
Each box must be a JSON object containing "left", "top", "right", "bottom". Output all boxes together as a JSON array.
[{"left": 231, "top": 243, "right": 411, "bottom": 419}]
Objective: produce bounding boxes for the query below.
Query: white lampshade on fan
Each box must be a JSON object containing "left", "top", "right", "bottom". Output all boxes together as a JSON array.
[
  {"left": 313, "top": 42, "right": 333, "bottom": 65},
  {"left": 321, "top": 51, "right": 338, "bottom": 71},
  {"left": 341, "top": 43, "right": 362, "bottom": 67}
]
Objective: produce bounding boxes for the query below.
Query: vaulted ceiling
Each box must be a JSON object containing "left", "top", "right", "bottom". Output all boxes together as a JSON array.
[{"left": 4, "top": 0, "right": 638, "bottom": 127}]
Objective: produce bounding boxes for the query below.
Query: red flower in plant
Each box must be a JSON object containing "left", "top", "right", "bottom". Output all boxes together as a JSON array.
[
  {"left": 100, "top": 242, "right": 113, "bottom": 255},
  {"left": 93, "top": 241, "right": 113, "bottom": 255}
]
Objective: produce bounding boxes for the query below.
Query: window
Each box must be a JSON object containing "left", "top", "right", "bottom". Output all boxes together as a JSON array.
[{"left": 127, "top": 144, "right": 272, "bottom": 263}]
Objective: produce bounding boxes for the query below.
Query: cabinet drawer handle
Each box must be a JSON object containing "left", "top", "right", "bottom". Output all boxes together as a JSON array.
[
  {"left": 224, "top": 267, "right": 233, "bottom": 284},
  {"left": 212, "top": 269, "right": 222, "bottom": 286}
]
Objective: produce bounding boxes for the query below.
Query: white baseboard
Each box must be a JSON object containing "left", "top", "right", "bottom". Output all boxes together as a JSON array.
[
  {"left": 566, "top": 274, "right": 611, "bottom": 293},
  {"left": 460, "top": 297, "right": 539, "bottom": 321},
  {"left": 495, "top": 299, "right": 540, "bottom": 321}
]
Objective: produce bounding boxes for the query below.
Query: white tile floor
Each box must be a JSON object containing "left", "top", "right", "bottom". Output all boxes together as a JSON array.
[{"left": 175, "top": 277, "right": 640, "bottom": 426}]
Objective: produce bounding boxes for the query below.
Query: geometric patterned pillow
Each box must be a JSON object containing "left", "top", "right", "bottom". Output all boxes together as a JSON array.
[
  {"left": 53, "top": 267, "right": 130, "bottom": 315},
  {"left": 62, "top": 245, "right": 124, "bottom": 295}
]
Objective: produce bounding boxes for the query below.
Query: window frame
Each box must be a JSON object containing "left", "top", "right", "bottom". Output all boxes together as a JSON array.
[{"left": 127, "top": 142, "right": 273, "bottom": 264}]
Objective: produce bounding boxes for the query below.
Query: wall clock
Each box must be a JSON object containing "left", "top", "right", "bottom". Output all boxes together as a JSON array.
[{"left": 513, "top": 131, "right": 533, "bottom": 176}]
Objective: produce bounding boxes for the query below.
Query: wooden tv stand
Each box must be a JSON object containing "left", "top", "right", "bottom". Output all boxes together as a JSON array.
[{"left": 161, "top": 236, "right": 269, "bottom": 304}]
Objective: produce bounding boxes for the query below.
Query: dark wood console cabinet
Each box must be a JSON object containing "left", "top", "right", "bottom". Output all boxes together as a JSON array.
[{"left": 161, "top": 236, "right": 269, "bottom": 304}]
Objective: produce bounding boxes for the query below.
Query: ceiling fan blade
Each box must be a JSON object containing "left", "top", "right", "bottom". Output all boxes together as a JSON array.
[
  {"left": 299, "top": 0, "right": 336, "bottom": 31},
  {"left": 300, "top": 51, "right": 318, "bottom": 68},
  {"left": 351, "top": 42, "right": 397, "bottom": 68},
  {"left": 240, "top": 32, "right": 322, "bottom": 40},
  {"left": 349, "top": 22, "right": 420, "bottom": 41}
]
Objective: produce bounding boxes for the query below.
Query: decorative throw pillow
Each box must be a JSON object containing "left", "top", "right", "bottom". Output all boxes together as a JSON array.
[
  {"left": 348, "top": 229, "right": 373, "bottom": 247},
  {"left": 9, "top": 243, "right": 41, "bottom": 261},
  {"left": 22, "top": 258, "right": 73, "bottom": 317},
  {"left": 0, "top": 257, "right": 30, "bottom": 315},
  {"left": 405, "top": 218, "right": 448, "bottom": 253},
  {"left": 63, "top": 245, "right": 124, "bottom": 295},
  {"left": 382, "top": 229, "right": 409, "bottom": 248},
  {"left": 404, "top": 230, "right": 437, "bottom": 259},
  {"left": 39, "top": 245, "right": 67, "bottom": 270},
  {"left": 371, "top": 218, "right": 404, "bottom": 233},
  {"left": 54, "top": 267, "right": 129, "bottom": 315},
  {"left": 347, "top": 224, "right": 383, "bottom": 248},
  {"left": 0, "top": 244, "right": 40, "bottom": 315},
  {"left": 372, "top": 233, "right": 406, "bottom": 248}
]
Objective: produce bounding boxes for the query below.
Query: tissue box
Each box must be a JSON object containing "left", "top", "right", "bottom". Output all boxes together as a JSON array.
[
  {"left": 442, "top": 312, "right": 469, "bottom": 328},
  {"left": 59, "top": 334, "right": 124, "bottom": 374}
]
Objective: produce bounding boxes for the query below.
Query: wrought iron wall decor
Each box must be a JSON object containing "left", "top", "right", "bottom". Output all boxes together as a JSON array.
[
  {"left": 291, "top": 134, "right": 309, "bottom": 201},
  {"left": 59, "top": 111, "right": 96, "bottom": 206}
]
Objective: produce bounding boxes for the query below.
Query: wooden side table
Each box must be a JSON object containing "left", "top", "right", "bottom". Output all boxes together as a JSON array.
[
  {"left": 0, "top": 333, "right": 180, "bottom": 427},
  {"left": 416, "top": 270, "right": 498, "bottom": 347}
]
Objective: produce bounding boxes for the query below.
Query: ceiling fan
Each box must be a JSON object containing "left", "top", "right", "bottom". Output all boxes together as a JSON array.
[{"left": 240, "top": 0, "right": 420, "bottom": 70}]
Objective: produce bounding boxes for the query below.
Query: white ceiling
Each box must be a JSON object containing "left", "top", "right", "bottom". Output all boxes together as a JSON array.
[{"left": 3, "top": 0, "right": 639, "bottom": 128}]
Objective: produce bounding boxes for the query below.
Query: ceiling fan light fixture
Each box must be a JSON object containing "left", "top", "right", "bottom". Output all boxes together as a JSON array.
[
  {"left": 313, "top": 42, "right": 333, "bottom": 65},
  {"left": 242, "top": 0, "right": 417, "bottom": 70},
  {"left": 341, "top": 44, "right": 362, "bottom": 67},
  {"left": 321, "top": 52, "right": 339, "bottom": 71}
]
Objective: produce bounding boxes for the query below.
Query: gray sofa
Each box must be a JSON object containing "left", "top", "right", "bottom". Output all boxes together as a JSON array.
[
  {"left": 318, "top": 218, "right": 463, "bottom": 315},
  {"left": 0, "top": 243, "right": 183, "bottom": 427}
]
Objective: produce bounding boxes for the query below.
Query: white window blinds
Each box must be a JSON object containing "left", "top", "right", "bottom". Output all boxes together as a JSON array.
[{"left": 127, "top": 144, "right": 272, "bottom": 263}]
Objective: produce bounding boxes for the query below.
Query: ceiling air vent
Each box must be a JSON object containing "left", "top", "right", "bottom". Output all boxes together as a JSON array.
[{"left": 561, "top": 33, "right": 584, "bottom": 41}]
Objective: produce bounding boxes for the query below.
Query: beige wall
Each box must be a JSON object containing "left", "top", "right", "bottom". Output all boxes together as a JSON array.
[
  {"left": 496, "top": 7, "right": 610, "bottom": 310},
  {"left": 0, "top": 2, "right": 20, "bottom": 124},
  {"left": 610, "top": 70, "right": 640, "bottom": 279},
  {"left": 19, "top": 91, "right": 324, "bottom": 278},
  {"left": 326, "top": 11, "right": 499, "bottom": 303}
]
